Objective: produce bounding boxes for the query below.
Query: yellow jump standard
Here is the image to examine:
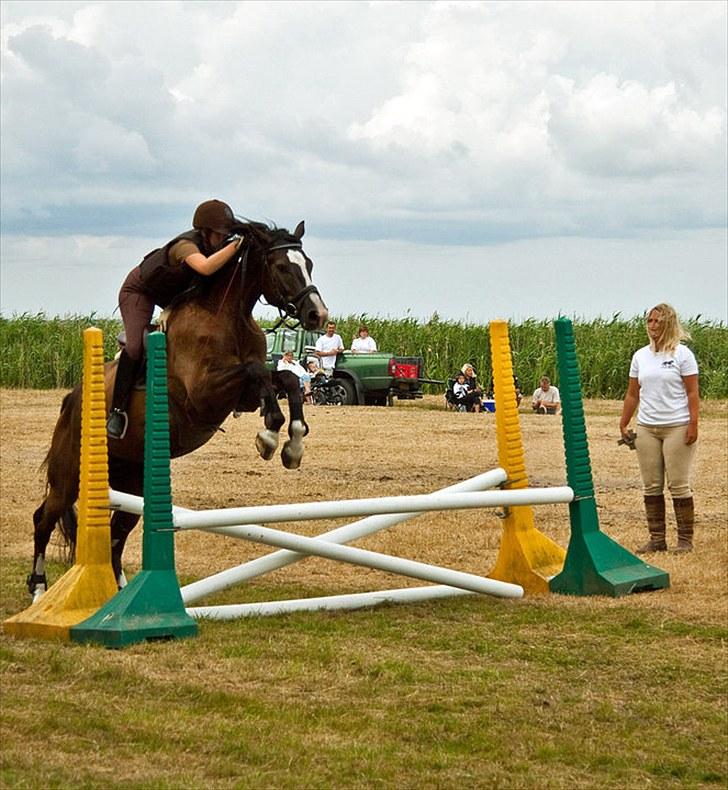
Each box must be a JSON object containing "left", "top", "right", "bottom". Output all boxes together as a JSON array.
[
  {"left": 3, "top": 328, "right": 118, "bottom": 640},
  {"left": 486, "top": 320, "right": 566, "bottom": 593}
]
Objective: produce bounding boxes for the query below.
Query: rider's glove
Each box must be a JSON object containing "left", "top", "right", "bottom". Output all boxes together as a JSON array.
[{"left": 225, "top": 233, "right": 244, "bottom": 248}]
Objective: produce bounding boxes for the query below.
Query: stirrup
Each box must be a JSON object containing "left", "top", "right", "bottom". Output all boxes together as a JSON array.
[{"left": 107, "top": 409, "right": 128, "bottom": 440}]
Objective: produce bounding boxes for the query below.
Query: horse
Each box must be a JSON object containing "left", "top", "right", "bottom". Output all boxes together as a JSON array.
[{"left": 27, "top": 219, "right": 329, "bottom": 600}]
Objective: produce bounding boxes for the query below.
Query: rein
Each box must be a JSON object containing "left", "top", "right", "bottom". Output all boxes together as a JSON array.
[{"left": 212, "top": 237, "right": 321, "bottom": 328}]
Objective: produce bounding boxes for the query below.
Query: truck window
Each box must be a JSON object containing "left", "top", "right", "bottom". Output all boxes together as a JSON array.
[
  {"left": 265, "top": 333, "right": 276, "bottom": 355},
  {"left": 282, "top": 329, "right": 299, "bottom": 353},
  {"left": 304, "top": 331, "right": 322, "bottom": 347}
]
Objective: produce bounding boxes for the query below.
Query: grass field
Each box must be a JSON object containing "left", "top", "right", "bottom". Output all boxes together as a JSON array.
[{"left": 1, "top": 392, "right": 726, "bottom": 789}]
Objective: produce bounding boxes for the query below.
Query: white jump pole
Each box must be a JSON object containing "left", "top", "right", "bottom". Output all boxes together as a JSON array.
[
  {"left": 111, "top": 486, "right": 524, "bottom": 598},
  {"left": 179, "top": 468, "right": 508, "bottom": 604},
  {"left": 110, "top": 483, "right": 572, "bottom": 530},
  {"left": 188, "top": 585, "right": 476, "bottom": 619},
  {"left": 170, "top": 521, "right": 524, "bottom": 598},
  {"left": 171, "top": 487, "right": 574, "bottom": 531}
]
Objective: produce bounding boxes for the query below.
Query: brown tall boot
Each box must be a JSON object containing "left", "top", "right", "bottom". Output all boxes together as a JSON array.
[
  {"left": 673, "top": 497, "right": 694, "bottom": 553},
  {"left": 636, "top": 494, "right": 667, "bottom": 553}
]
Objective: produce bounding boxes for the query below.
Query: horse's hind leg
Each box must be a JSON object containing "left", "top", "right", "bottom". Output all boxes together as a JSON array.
[
  {"left": 110, "top": 511, "right": 140, "bottom": 589},
  {"left": 29, "top": 490, "right": 77, "bottom": 601},
  {"left": 109, "top": 460, "right": 143, "bottom": 589}
]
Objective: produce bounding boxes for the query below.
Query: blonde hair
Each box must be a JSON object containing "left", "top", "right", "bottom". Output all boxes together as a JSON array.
[{"left": 647, "top": 303, "right": 690, "bottom": 352}]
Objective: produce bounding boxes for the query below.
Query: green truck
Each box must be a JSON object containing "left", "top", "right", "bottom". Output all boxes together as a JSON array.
[{"left": 265, "top": 327, "right": 441, "bottom": 406}]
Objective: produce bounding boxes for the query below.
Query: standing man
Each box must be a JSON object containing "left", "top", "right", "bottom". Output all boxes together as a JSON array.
[
  {"left": 315, "top": 321, "right": 344, "bottom": 374},
  {"left": 532, "top": 376, "right": 561, "bottom": 415}
]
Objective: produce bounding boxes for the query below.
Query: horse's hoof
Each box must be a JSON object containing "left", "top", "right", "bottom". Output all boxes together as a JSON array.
[
  {"left": 256, "top": 429, "right": 279, "bottom": 460},
  {"left": 116, "top": 571, "right": 127, "bottom": 590},
  {"left": 26, "top": 573, "right": 47, "bottom": 600},
  {"left": 281, "top": 420, "right": 305, "bottom": 470},
  {"left": 32, "top": 584, "right": 46, "bottom": 603}
]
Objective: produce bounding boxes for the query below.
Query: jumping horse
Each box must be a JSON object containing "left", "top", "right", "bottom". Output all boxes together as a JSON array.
[{"left": 28, "top": 219, "right": 328, "bottom": 600}]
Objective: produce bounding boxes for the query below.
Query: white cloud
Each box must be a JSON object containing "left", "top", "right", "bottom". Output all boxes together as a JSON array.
[
  {"left": 547, "top": 74, "right": 726, "bottom": 177},
  {"left": 0, "top": 0, "right": 725, "bottom": 245}
]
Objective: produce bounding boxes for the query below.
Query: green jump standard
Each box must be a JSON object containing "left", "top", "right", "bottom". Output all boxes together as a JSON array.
[
  {"left": 71, "top": 332, "right": 198, "bottom": 647},
  {"left": 548, "top": 318, "right": 669, "bottom": 597}
]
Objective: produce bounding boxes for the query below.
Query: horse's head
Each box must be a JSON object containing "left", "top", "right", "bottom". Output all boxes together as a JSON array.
[{"left": 241, "top": 220, "right": 329, "bottom": 330}]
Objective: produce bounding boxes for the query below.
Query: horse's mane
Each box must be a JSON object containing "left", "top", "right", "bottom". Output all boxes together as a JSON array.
[
  {"left": 168, "top": 219, "right": 298, "bottom": 311},
  {"left": 232, "top": 218, "right": 300, "bottom": 247}
]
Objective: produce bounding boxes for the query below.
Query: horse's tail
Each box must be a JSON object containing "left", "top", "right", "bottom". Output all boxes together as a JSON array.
[{"left": 38, "top": 386, "right": 83, "bottom": 562}]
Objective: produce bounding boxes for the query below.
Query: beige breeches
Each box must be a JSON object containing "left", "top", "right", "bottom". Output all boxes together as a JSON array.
[{"left": 635, "top": 423, "right": 697, "bottom": 499}]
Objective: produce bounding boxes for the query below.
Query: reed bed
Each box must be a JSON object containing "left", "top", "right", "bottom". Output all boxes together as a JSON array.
[{"left": 1, "top": 312, "right": 726, "bottom": 398}]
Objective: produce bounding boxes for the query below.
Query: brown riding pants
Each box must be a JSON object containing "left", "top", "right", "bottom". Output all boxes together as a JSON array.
[
  {"left": 118, "top": 267, "right": 155, "bottom": 361},
  {"left": 635, "top": 423, "right": 697, "bottom": 499}
]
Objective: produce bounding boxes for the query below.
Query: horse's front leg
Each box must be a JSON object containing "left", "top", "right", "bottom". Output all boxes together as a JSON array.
[
  {"left": 232, "top": 362, "right": 287, "bottom": 462},
  {"left": 272, "top": 370, "right": 309, "bottom": 470}
]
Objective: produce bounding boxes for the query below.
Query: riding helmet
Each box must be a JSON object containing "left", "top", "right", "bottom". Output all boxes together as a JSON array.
[{"left": 192, "top": 200, "right": 234, "bottom": 233}]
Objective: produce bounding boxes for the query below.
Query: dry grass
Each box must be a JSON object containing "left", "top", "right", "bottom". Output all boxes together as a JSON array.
[{"left": 1, "top": 390, "right": 726, "bottom": 788}]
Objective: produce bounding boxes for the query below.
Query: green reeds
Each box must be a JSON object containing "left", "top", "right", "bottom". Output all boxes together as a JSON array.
[{"left": 2, "top": 311, "right": 726, "bottom": 398}]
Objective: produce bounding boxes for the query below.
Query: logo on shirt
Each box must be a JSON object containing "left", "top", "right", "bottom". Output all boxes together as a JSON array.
[{"left": 661, "top": 360, "right": 675, "bottom": 369}]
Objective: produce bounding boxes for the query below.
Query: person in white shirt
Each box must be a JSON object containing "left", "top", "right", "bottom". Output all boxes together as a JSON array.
[
  {"left": 277, "top": 350, "right": 312, "bottom": 402},
  {"left": 620, "top": 303, "right": 699, "bottom": 554},
  {"left": 452, "top": 373, "right": 470, "bottom": 411},
  {"left": 315, "top": 321, "right": 344, "bottom": 373},
  {"left": 351, "top": 324, "right": 377, "bottom": 353},
  {"left": 531, "top": 376, "right": 560, "bottom": 414}
]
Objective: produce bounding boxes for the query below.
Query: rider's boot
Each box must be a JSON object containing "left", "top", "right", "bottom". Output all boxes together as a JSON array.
[{"left": 107, "top": 350, "right": 138, "bottom": 440}]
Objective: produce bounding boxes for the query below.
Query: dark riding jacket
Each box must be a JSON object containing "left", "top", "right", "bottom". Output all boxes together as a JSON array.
[{"left": 138, "top": 230, "right": 209, "bottom": 307}]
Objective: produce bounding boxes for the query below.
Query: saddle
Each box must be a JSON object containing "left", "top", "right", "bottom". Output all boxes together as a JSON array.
[{"left": 115, "top": 317, "right": 169, "bottom": 388}]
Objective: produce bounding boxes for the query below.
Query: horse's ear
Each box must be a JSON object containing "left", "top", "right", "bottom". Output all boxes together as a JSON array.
[{"left": 294, "top": 221, "right": 305, "bottom": 239}]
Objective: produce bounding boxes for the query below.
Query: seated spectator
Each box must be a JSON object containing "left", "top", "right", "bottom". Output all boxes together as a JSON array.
[
  {"left": 278, "top": 350, "right": 313, "bottom": 403},
  {"left": 351, "top": 324, "right": 377, "bottom": 353},
  {"left": 460, "top": 363, "right": 482, "bottom": 413},
  {"left": 532, "top": 376, "right": 560, "bottom": 414},
  {"left": 452, "top": 373, "right": 470, "bottom": 411},
  {"left": 307, "top": 359, "right": 325, "bottom": 378}
]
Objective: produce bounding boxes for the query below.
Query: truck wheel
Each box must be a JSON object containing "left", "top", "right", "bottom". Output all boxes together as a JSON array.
[
  {"left": 327, "top": 383, "right": 347, "bottom": 406},
  {"left": 338, "top": 379, "right": 358, "bottom": 405},
  {"left": 312, "top": 388, "right": 328, "bottom": 406}
]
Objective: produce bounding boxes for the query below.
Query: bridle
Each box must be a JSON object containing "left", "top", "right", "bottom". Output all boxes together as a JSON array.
[{"left": 263, "top": 241, "right": 322, "bottom": 325}]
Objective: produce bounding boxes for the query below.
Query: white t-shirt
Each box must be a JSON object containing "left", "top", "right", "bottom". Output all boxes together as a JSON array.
[
  {"left": 351, "top": 336, "right": 377, "bottom": 353},
  {"left": 315, "top": 333, "right": 344, "bottom": 370},
  {"left": 629, "top": 343, "right": 698, "bottom": 426},
  {"left": 277, "top": 357, "right": 310, "bottom": 382},
  {"left": 532, "top": 385, "right": 560, "bottom": 405},
  {"left": 453, "top": 381, "right": 469, "bottom": 399}
]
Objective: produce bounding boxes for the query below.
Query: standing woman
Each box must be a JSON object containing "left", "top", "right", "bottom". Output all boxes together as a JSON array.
[{"left": 620, "top": 303, "right": 699, "bottom": 553}]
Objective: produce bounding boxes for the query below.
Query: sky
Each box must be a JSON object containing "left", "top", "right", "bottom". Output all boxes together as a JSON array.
[{"left": 1, "top": 0, "right": 726, "bottom": 324}]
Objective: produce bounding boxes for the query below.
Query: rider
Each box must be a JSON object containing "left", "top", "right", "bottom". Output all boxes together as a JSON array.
[{"left": 106, "top": 199, "right": 243, "bottom": 439}]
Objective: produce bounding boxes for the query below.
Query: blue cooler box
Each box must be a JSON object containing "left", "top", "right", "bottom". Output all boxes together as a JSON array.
[{"left": 482, "top": 399, "right": 496, "bottom": 413}]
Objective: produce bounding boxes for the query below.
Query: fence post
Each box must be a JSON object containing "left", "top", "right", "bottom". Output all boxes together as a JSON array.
[
  {"left": 486, "top": 320, "right": 566, "bottom": 593},
  {"left": 548, "top": 318, "right": 669, "bottom": 596},
  {"left": 71, "top": 331, "right": 198, "bottom": 647}
]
